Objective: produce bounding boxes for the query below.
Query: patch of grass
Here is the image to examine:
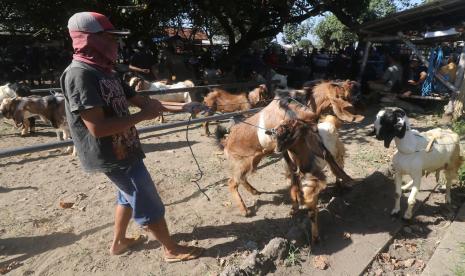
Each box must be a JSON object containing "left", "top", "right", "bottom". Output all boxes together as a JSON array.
[
  {"left": 452, "top": 120, "right": 465, "bottom": 136},
  {"left": 285, "top": 244, "right": 301, "bottom": 267},
  {"left": 459, "top": 163, "right": 465, "bottom": 186},
  {"left": 452, "top": 242, "right": 465, "bottom": 276}
]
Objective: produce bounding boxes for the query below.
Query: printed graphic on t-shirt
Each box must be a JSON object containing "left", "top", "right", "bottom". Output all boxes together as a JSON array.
[{"left": 99, "top": 79, "right": 141, "bottom": 160}]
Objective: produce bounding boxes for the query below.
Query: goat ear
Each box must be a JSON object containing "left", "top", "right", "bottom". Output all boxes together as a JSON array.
[{"left": 329, "top": 97, "right": 364, "bottom": 123}]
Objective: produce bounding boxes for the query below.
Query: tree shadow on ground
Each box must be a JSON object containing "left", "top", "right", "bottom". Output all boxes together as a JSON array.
[
  {"left": 0, "top": 151, "right": 70, "bottom": 166},
  {"left": 172, "top": 171, "right": 416, "bottom": 258},
  {"left": 0, "top": 223, "right": 112, "bottom": 271},
  {"left": 0, "top": 186, "right": 38, "bottom": 193}
]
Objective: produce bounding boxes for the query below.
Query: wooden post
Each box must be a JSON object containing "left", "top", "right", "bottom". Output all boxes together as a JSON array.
[
  {"left": 447, "top": 45, "right": 465, "bottom": 117},
  {"left": 357, "top": 41, "right": 372, "bottom": 83},
  {"left": 454, "top": 45, "right": 465, "bottom": 88},
  {"left": 453, "top": 74, "right": 465, "bottom": 119}
]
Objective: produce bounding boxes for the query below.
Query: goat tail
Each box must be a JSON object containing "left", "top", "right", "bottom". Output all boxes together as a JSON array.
[{"left": 215, "top": 125, "right": 229, "bottom": 150}]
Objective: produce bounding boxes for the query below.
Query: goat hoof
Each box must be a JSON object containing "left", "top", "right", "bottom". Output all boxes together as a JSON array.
[{"left": 242, "top": 209, "right": 253, "bottom": 217}]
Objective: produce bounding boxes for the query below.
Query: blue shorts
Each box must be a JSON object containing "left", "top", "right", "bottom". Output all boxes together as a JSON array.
[{"left": 104, "top": 160, "right": 165, "bottom": 226}]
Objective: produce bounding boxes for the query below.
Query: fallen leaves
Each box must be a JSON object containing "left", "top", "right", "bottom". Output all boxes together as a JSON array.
[
  {"left": 59, "top": 192, "right": 88, "bottom": 210},
  {"left": 313, "top": 255, "right": 329, "bottom": 270},
  {"left": 403, "top": 258, "right": 415, "bottom": 268},
  {"left": 59, "top": 201, "right": 74, "bottom": 209},
  {"left": 379, "top": 252, "right": 391, "bottom": 263},
  {"left": 0, "top": 261, "right": 22, "bottom": 275},
  {"left": 405, "top": 242, "right": 418, "bottom": 253}
]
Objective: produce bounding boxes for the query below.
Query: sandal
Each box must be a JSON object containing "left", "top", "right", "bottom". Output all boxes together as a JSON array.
[
  {"left": 164, "top": 246, "right": 204, "bottom": 263},
  {"left": 111, "top": 234, "right": 148, "bottom": 255}
]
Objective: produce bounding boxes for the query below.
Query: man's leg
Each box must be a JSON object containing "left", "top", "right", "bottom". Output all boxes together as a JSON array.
[
  {"left": 145, "top": 217, "right": 202, "bottom": 259},
  {"left": 110, "top": 204, "right": 137, "bottom": 255}
]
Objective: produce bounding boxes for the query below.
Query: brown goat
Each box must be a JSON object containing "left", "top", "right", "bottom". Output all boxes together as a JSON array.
[
  {"left": 203, "top": 84, "right": 268, "bottom": 135},
  {"left": 217, "top": 80, "right": 363, "bottom": 216},
  {"left": 0, "top": 95, "right": 74, "bottom": 154},
  {"left": 274, "top": 118, "right": 342, "bottom": 243}
]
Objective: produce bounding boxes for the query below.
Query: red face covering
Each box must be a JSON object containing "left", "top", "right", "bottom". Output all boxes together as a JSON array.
[{"left": 69, "top": 31, "right": 118, "bottom": 74}]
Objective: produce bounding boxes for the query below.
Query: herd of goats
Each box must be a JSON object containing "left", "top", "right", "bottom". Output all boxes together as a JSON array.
[{"left": 0, "top": 76, "right": 463, "bottom": 244}]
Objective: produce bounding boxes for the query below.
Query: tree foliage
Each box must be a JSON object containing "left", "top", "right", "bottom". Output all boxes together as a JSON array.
[
  {"left": 0, "top": 0, "right": 374, "bottom": 61},
  {"left": 313, "top": 0, "right": 400, "bottom": 48},
  {"left": 313, "top": 15, "right": 358, "bottom": 49},
  {"left": 283, "top": 21, "right": 310, "bottom": 45}
]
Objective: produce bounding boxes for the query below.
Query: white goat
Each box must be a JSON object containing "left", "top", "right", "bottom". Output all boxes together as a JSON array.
[
  {"left": 373, "top": 107, "right": 463, "bottom": 220},
  {"left": 254, "top": 70, "right": 288, "bottom": 89},
  {"left": 128, "top": 77, "right": 193, "bottom": 122},
  {"left": 0, "top": 83, "right": 17, "bottom": 104}
]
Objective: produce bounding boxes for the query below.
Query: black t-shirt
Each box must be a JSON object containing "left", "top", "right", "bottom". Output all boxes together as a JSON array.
[
  {"left": 408, "top": 66, "right": 427, "bottom": 82},
  {"left": 129, "top": 50, "right": 155, "bottom": 70},
  {"left": 130, "top": 50, "right": 156, "bottom": 80},
  {"left": 60, "top": 61, "right": 145, "bottom": 172}
]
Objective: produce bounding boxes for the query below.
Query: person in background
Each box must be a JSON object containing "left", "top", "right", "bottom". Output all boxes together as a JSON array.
[
  {"left": 61, "top": 12, "right": 206, "bottom": 262},
  {"left": 129, "top": 40, "right": 156, "bottom": 81},
  {"left": 402, "top": 56, "right": 427, "bottom": 96},
  {"left": 367, "top": 52, "right": 403, "bottom": 93},
  {"left": 165, "top": 44, "right": 194, "bottom": 82},
  {"left": 439, "top": 54, "right": 458, "bottom": 84}
]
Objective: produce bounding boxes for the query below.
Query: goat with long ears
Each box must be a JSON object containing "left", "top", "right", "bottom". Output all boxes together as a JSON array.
[
  {"left": 371, "top": 107, "right": 463, "bottom": 220},
  {"left": 272, "top": 117, "right": 348, "bottom": 243},
  {"left": 217, "top": 80, "right": 363, "bottom": 216}
]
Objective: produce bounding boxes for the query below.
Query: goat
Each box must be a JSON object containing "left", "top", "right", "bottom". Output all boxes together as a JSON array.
[
  {"left": 0, "top": 83, "right": 17, "bottom": 103},
  {"left": 0, "top": 95, "right": 74, "bottom": 154},
  {"left": 372, "top": 107, "right": 463, "bottom": 220},
  {"left": 254, "top": 70, "right": 288, "bottom": 89},
  {"left": 129, "top": 77, "right": 193, "bottom": 123},
  {"left": 273, "top": 117, "right": 344, "bottom": 243},
  {"left": 216, "top": 80, "right": 364, "bottom": 216},
  {"left": 0, "top": 83, "right": 36, "bottom": 132},
  {"left": 202, "top": 85, "right": 268, "bottom": 135}
]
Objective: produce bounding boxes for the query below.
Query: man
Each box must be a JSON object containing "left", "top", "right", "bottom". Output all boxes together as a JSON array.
[
  {"left": 129, "top": 40, "right": 157, "bottom": 81},
  {"left": 402, "top": 56, "right": 427, "bottom": 96},
  {"left": 439, "top": 54, "right": 458, "bottom": 84},
  {"left": 165, "top": 44, "right": 194, "bottom": 82},
  {"left": 367, "top": 52, "right": 403, "bottom": 93},
  {"left": 61, "top": 12, "right": 205, "bottom": 262}
]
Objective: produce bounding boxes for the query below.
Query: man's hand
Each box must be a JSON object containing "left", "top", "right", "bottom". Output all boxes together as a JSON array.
[
  {"left": 407, "top": 80, "right": 416, "bottom": 85},
  {"left": 139, "top": 98, "right": 163, "bottom": 120},
  {"left": 182, "top": 102, "right": 210, "bottom": 115},
  {"left": 142, "top": 69, "right": 150, "bottom": 74}
]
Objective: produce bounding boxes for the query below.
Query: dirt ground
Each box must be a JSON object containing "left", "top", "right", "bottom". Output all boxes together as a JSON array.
[{"left": 0, "top": 106, "right": 462, "bottom": 275}]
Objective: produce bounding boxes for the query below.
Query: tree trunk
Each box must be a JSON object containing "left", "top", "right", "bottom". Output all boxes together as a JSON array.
[{"left": 453, "top": 74, "right": 465, "bottom": 120}]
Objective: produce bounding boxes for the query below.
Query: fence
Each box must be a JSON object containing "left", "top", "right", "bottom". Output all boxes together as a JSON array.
[{"left": 29, "top": 81, "right": 275, "bottom": 96}]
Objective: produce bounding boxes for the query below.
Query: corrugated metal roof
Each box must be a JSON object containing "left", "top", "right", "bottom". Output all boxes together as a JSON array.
[{"left": 357, "top": 0, "right": 465, "bottom": 36}]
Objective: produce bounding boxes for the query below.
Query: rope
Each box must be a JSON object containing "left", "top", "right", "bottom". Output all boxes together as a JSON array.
[
  {"left": 186, "top": 114, "right": 210, "bottom": 201},
  {"left": 182, "top": 94, "right": 313, "bottom": 200}
]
